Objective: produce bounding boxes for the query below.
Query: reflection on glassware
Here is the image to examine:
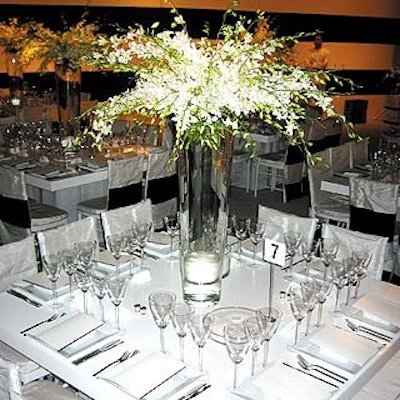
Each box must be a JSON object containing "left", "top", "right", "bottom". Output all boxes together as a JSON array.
[
  {"left": 224, "top": 322, "right": 250, "bottom": 390},
  {"left": 231, "top": 216, "right": 249, "bottom": 264},
  {"left": 75, "top": 240, "right": 97, "bottom": 272},
  {"left": 171, "top": 303, "right": 194, "bottom": 362},
  {"left": 319, "top": 238, "right": 339, "bottom": 280},
  {"left": 90, "top": 271, "right": 108, "bottom": 322},
  {"left": 300, "top": 238, "right": 315, "bottom": 276},
  {"left": 314, "top": 278, "right": 333, "bottom": 328},
  {"left": 284, "top": 231, "right": 302, "bottom": 279},
  {"left": 133, "top": 220, "right": 153, "bottom": 271},
  {"left": 122, "top": 230, "right": 139, "bottom": 277},
  {"left": 300, "top": 277, "right": 317, "bottom": 336},
  {"left": 60, "top": 248, "right": 78, "bottom": 300},
  {"left": 247, "top": 220, "right": 265, "bottom": 269},
  {"left": 163, "top": 214, "right": 180, "bottom": 262},
  {"left": 74, "top": 271, "right": 92, "bottom": 314},
  {"left": 189, "top": 313, "right": 214, "bottom": 372},
  {"left": 288, "top": 285, "right": 308, "bottom": 346},
  {"left": 331, "top": 259, "right": 351, "bottom": 315},
  {"left": 42, "top": 253, "right": 62, "bottom": 307},
  {"left": 106, "top": 234, "right": 124, "bottom": 277},
  {"left": 106, "top": 277, "right": 128, "bottom": 330},
  {"left": 148, "top": 290, "right": 176, "bottom": 353},
  {"left": 245, "top": 316, "right": 263, "bottom": 376},
  {"left": 351, "top": 249, "right": 371, "bottom": 300},
  {"left": 256, "top": 307, "right": 281, "bottom": 367}
]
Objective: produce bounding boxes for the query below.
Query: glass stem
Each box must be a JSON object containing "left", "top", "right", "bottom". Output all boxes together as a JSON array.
[
  {"left": 334, "top": 287, "right": 341, "bottom": 313},
  {"left": 115, "top": 305, "right": 120, "bottom": 330},
  {"left": 52, "top": 281, "right": 57, "bottom": 306},
  {"left": 141, "top": 247, "right": 145, "bottom": 269},
  {"left": 317, "top": 302, "right": 323, "bottom": 327},
  {"left": 160, "top": 327, "right": 165, "bottom": 353},
  {"left": 305, "top": 261, "right": 310, "bottom": 276},
  {"left": 179, "top": 336, "right": 184, "bottom": 362},
  {"left": 251, "top": 349, "right": 256, "bottom": 376},
  {"left": 345, "top": 284, "right": 351, "bottom": 306},
  {"left": 294, "top": 320, "right": 301, "bottom": 345},
  {"left": 99, "top": 299, "right": 105, "bottom": 322},
  {"left": 233, "top": 362, "right": 238, "bottom": 390},
  {"left": 305, "top": 310, "right": 312, "bottom": 336},
  {"left": 198, "top": 346, "right": 203, "bottom": 372},
  {"left": 354, "top": 282, "right": 360, "bottom": 299},
  {"left": 238, "top": 241, "right": 242, "bottom": 262},
  {"left": 170, "top": 237, "right": 174, "bottom": 259},
  {"left": 83, "top": 291, "right": 88, "bottom": 314},
  {"left": 253, "top": 243, "right": 257, "bottom": 260},
  {"left": 263, "top": 340, "right": 270, "bottom": 368},
  {"left": 68, "top": 275, "right": 73, "bottom": 299}
]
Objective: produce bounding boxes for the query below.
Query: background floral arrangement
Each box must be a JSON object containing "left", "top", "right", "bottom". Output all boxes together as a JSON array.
[{"left": 81, "top": 8, "right": 354, "bottom": 159}]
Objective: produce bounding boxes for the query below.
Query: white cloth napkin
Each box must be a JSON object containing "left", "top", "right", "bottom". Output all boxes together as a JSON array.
[
  {"left": 95, "top": 250, "right": 131, "bottom": 267},
  {"left": 28, "top": 312, "right": 103, "bottom": 351},
  {"left": 234, "top": 362, "right": 333, "bottom": 400},
  {"left": 353, "top": 295, "right": 400, "bottom": 327},
  {"left": 100, "top": 351, "right": 190, "bottom": 399},
  {"left": 23, "top": 273, "right": 69, "bottom": 291},
  {"left": 297, "top": 325, "right": 380, "bottom": 373}
]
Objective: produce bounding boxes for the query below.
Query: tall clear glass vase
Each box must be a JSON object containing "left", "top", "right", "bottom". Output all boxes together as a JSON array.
[
  {"left": 6, "top": 51, "right": 24, "bottom": 108},
  {"left": 178, "top": 134, "right": 234, "bottom": 306}
]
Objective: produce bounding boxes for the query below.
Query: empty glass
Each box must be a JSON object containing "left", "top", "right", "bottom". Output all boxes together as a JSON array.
[
  {"left": 171, "top": 303, "right": 194, "bottom": 362},
  {"left": 256, "top": 307, "right": 281, "bottom": 367},
  {"left": 42, "top": 253, "right": 62, "bottom": 307},
  {"left": 247, "top": 220, "right": 265, "bottom": 268},
  {"left": 74, "top": 271, "right": 92, "bottom": 314},
  {"left": 288, "top": 285, "right": 308, "bottom": 346},
  {"left": 90, "top": 271, "right": 108, "bottom": 322},
  {"left": 300, "top": 277, "right": 317, "bottom": 336},
  {"left": 106, "top": 234, "right": 124, "bottom": 277},
  {"left": 351, "top": 249, "right": 371, "bottom": 299},
  {"left": 189, "top": 313, "right": 214, "bottom": 372},
  {"left": 319, "top": 238, "right": 339, "bottom": 280},
  {"left": 163, "top": 214, "right": 180, "bottom": 261},
  {"left": 60, "top": 248, "right": 78, "bottom": 300},
  {"left": 231, "top": 216, "right": 249, "bottom": 263},
  {"left": 314, "top": 278, "right": 333, "bottom": 327},
  {"left": 123, "top": 230, "right": 140, "bottom": 277},
  {"left": 148, "top": 290, "right": 176, "bottom": 353},
  {"left": 284, "top": 231, "right": 302, "bottom": 279},
  {"left": 331, "top": 259, "right": 351, "bottom": 315},
  {"left": 133, "top": 220, "right": 153, "bottom": 270},
  {"left": 224, "top": 322, "right": 250, "bottom": 390},
  {"left": 300, "top": 238, "right": 315, "bottom": 276},
  {"left": 106, "top": 277, "right": 128, "bottom": 330},
  {"left": 75, "top": 240, "right": 97, "bottom": 272},
  {"left": 244, "top": 317, "right": 262, "bottom": 376}
]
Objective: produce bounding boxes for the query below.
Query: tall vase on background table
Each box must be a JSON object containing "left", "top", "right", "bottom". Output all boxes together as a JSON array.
[
  {"left": 55, "top": 59, "right": 81, "bottom": 135},
  {"left": 6, "top": 51, "right": 23, "bottom": 110},
  {"left": 178, "top": 133, "right": 234, "bottom": 306}
]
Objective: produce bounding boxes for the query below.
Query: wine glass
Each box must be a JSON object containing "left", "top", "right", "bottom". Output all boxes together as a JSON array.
[
  {"left": 189, "top": 313, "right": 214, "bottom": 372},
  {"left": 106, "top": 277, "right": 128, "bottom": 330},
  {"left": 122, "top": 229, "right": 139, "bottom": 277},
  {"left": 106, "top": 234, "right": 124, "bottom": 277},
  {"left": 148, "top": 290, "right": 176, "bottom": 353},
  {"left": 330, "top": 258, "right": 351, "bottom": 315},
  {"left": 300, "top": 277, "right": 317, "bottom": 336},
  {"left": 90, "top": 271, "right": 108, "bottom": 322},
  {"left": 319, "top": 238, "right": 339, "bottom": 280},
  {"left": 288, "top": 285, "right": 308, "bottom": 346},
  {"left": 171, "top": 303, "right": 194, "bottom": 362},
  {"left": 300, "top": 238, "right": 315, "bottom": 276},
  {"left": 231, "top": 216, "right": 249, "bottom": 263},
  {"left": 163, "top": 214, "right": 180, "bottom": 262},
  {"left": 256, "top": 307, "right": 281, "bottom": 367},
  {"left": 42, "top": 253, "right": 62, "bottom": 308},
  {"left": 75, "top": 240, "right": 97, "bottom": 273},
  {"left": 351, "top": 249, "right": 371, "bottom": 299},
  {"left": 244, "top": 316, "right": 262, "bottom": 376},
  {"left": 224, "top": 322, "right": 250, "bottom": 390},
  {"left": 74, "top": 271, "right": 92, "bottom": 314},
  {"left": 133, "top": 220, "right": 153, "bottom": 271},
  {"left": 284, "top": 230, "right": 302, "bottom": 279},
  {"left": 246, "top": 220, "right": 265, "bottom": 268},
  {"left": 314, "top": 278, "right": 333, "bottom": 327},
  {"left": 60, "top": 248, "right": 78, "bottom": 300}
]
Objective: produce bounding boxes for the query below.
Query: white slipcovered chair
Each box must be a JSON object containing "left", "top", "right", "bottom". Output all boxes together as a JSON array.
[
  {"left": 0, "top": 165, "right": 68, "bottom": 244},
  {"left": 330, "top": 142, "right": 351, "bottom": 172},
  {"left": 349, "top": 139, "right": 369, "bottom": 168},
  {"left": 322, "top": 224, "right": 388, "bottom": 280}
]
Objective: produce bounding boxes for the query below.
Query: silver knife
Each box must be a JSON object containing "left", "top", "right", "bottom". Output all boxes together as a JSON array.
[
  {"left": 6, "top": 289, "right": 42, "bottom": 308},
  {"left": 73, "top": 339, "right": 123, "bottom": 365}
]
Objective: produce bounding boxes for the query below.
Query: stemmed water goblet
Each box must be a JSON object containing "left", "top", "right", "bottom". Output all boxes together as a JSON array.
[
  {"left": 90, "top": 271, "right": 108, "bottom": 322},
  {"left": 224, "top": 322, "right": 250, "bottom": 390},
  {"left": 133, "top": 220, "right": 153, "bottom": 271},
  {"left": 300, "top": 277, "right": 317, "bottom": 336},
  {"left": 288, "top": 285, "right": 308, "bottom": 346},
  {"left": 256, "top": 307, "right": 281, "bottom": 367},
  {"left": 60, "top": 248, "right": 78, "bottom": 300},
  {"left": 189, "top": 313, "right": 214, "bottom": 372},
  {"left": 284, "top": 230, "right": 302, "bottom": 279},
  {"left": 231, "top": 216, "right": 249, "bottom": 263},
  {"left": 122, "top": 229, "right": 139, "bottom": 277},
  {"left": 244, "top": 317, "right": 263, "bottom": 376},
  {"left": 42, "top": 253, "right": 62, "bottom": 308},
  {"left": 106, "top": 234, "right": 124, "bottom": 277},
  {"left": 351, "top": 249, "right": 371, "bottom": 299},
  {"left": 106, "top": 276, "right": 128, "bottom": 330},
  {"left": 148, "top": 290, "right": 176, "bottom": 354},
  {"left": 171, "top": 303, "right": 194, "bottom": 362},
  {"left": 246, "top": 220, "right": 265, "bottom": 268},
  {"left": 319, "top": 238, "right": 339, "bottom": 280},
  {"left": 163, "top": 214, "right": 180, "bottom": 261},
  {"left": 74, "top": 271, "right": 92, "bottom": 314},
  {"left": 314, "top": 278, "right": 333, "bottom": 327},
  {"left": 300, "top": 238, "right": 315, "bottom": 276},
  {"left": 331, "top": 258, "right": 351, "bottom": 315},
  {"left": 75, "top": 240, "right": 97, "bottom": 273}
]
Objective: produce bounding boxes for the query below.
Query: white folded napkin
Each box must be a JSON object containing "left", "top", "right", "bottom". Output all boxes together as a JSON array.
[
  {"left": 23, "top": 272, "right": 69, "bottom": 291},
  {"left": 95, "top": 250, "right": 131, "bottom": 267},
  {"left": 234, "top": 362, "right": 333, "bottom": 400},
  {"left": 100, "top": 351, "right": 188, "bottom": 399},
  {"left": 353, "top": 295, "right": 400, "bottom": 327},
  {"left": 27, "top": 312, "right": 103, "bottom": 351},
  {"left": 297, "top": 325, "right": 380, "bottom": 373},
  {"left": 149, "top": 232, "right": 178, "bottom": 246}
]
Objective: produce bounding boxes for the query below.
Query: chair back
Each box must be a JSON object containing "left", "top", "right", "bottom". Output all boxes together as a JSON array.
[
  {"left": 37, "top": 217, "right": 98, "bottom": 259},
  {"left": 349, "top": 177, "right": 398, "bottom": 241},
  {"left": 101, "top": 199, "right": 152, "bottom": 241},
  {"left": 330, "top": 142, "right": 351, "bottom": 172},
  {"left": 322, "top": 224, "right": 387, "bottom": 280},
  {"left": 306, "top": 160, "right": 333, "bottom": 211},
  {"left": 323, "top": 118, "right": 342, "bottom": 148},
  {"left": 284, "top": 144, "right": 305, "bottom": 201},
  {"left": 0, "top": 235, "right": 37, "bottom": 293},
  {"left": 0, "top": 355, "right": 22, "bottom": 400},
  {"left": 107, "top": 156, "right": 145, "bottom": 210},
  {"left": 350, "top": 139, "right": 369, "bottom": 168},
  {"left": 258, "top": 205, "right": 318, "bottom": 245}
]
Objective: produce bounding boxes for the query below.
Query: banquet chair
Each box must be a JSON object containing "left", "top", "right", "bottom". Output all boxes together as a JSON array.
[
  {"left": 37, "top": 217, "right": 98, "bottom": 259},
  {"left": 0, "top": 165, "right": 68, "bottom": 244},
  {"left": 349, "top": 176, "right": 399, "bottom": 281},
  {"left": 322, "top": 117, "right": 343, "bottom": 149},
  {"left": 100, "top": 199, "right": 152, "bottom": 239},
  {"left": 349, "top": 139, "right": 369, "bottom": 168},
  {"left": 253, "top": 143, "right": 305, "bottom": 203},
  {"left": 306, "top": 158, "right": 350, "bottom": 227},
  {"left": 144, "top": 149, "right": 178, "bottom": 230},
  {"left": 0, "top": 236, "right": 48, "bottom": 385},
  {"left": 322, "top": 224, "right": 387, "bottom": 280},
  {"left": 230, "top": 137, "right": 251, "bottom": 192},
  {"left": 257, "top": 205, "right": 318, "bottom": 246},
  {"left": 0, "top": 355, "right": 76, "bottom": 400},
  {"left": 330, "top": 142, "right": 351, "bottom": 172}
]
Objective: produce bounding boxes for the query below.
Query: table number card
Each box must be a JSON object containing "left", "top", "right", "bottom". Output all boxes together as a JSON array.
[{"left": 263, "top": 238, "right": 286, "bottom": 267}]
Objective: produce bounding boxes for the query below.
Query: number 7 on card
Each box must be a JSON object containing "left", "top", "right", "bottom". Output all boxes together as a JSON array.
[{"left": 263, "top": 238, "right": 286, "bottom": 267}]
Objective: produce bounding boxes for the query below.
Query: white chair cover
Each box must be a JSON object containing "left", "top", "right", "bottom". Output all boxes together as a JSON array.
[
  {"left": 257, "top": 205, "right": 318, "bottom": 246},
  {"left": 146, "top": 149, "right": 175, "bottom": 181},
  {"left": 108, "top": 156, "right": 145, "bottom": 190},
  {"left": 0, "top": 236, "right": 37, "bottom": 293},
  {"left": 322, "top": 224, "right": 387, "bottom": 280},
  {"left": 350, "top": 140, "right": 369, "bottom": 168},
  {"left": 37, "top": 217, "right": 98, "bottom": 258},
  {"left": 0, "top": 356, "right": 21, "bottom": 400},
  {"left": 330, "top": 142, "right": 351, "bottom": 172},
  {"left": 101, "top": 199, "right": 153, "bottom": 241}
]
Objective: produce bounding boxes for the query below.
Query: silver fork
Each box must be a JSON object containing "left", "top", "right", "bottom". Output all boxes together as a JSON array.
[
  {"left": 20, "top": 312, "right": 64, "bottom": 334},
  {"left": 345, "top": 319, "right": 392, "bottom": 342},
  {"left": 93, "top": 350, "right": 139, "bottom": 376},
  {"left": 297, "top": 354, "right": 348, "bottom": 384}
]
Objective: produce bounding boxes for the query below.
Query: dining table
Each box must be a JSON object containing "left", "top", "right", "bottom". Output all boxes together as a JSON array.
[{"left": 0, "top": 244, "right": 399, "bottom": 400}]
